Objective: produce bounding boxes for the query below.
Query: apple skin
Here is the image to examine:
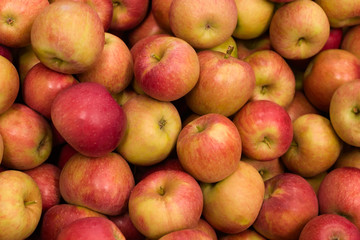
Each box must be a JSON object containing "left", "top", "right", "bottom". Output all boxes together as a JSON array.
[
  {"left": 57, "top": 217, "right": 126, "bottom": 240},
  {"left": 269, "top": 0, "right": 330, "bottom": 60},
  {"left": 0, "top": 103, "right": 53, "bottom": 170},
  {"left": 299, "top": 213, "right": 360, "bottom": 240},
  {"left": 0, "top": 0, "right": 49, "bottom": 48},
  {"left": 0, "top": 170, "right": 42, "bottom": 240},
  {"left": 219, "top": 228, "right": 267, "bottom": 240},
  {"left": 31, "top": 0, "right": 105, "bottom": 74},
  {"left": 0, "top": 55, "right": 19, "bottom": 115},
  {"left": 17, "top": 45, "right": 40, "bottom": 83},
  {"left": 232, "top": 0, "right": 275, "bottom": 40},
  {"left": 285, "top": 90, "right": 319, "bottom": 122},
  {"left": 193, "top": 218, "right": 218, "bottom": 240},
  {"left": 318, "top": 167, "right": 360, "bottom": 229},
  {"left": 321, "top": 28, "right": 343, "bottom": 51},
  {"left": 169, "top": 0, "right": 238, "bottom": 49},
  {"left": 232, "top": 100, "right": 293, "bottom": 161},
  {"left": 116, "top": 95, "right": 182, "bottom": 166},
  {"left": 159, "top": 229, "right": 213, "bottom": 240},
  {"left": 57, "top": 144, "right": 77, "bottom": 170},
  {"left": 128, "top": 170, "right": 203, "bottom": 239},
  {"left": 281, "top": 113, "right": 343, "bottom": 178},
  {"left": 244, "top": 50, "right": 296, "bottom": 108},
  {"left": 236, "top": 34, "right": 272, "bottom": 60},
  {"left": 201, "top": 161, "right": 265, "bottom": 234},
  {"left": 334, "top": 147, "right": 360, "bottom": 169},
  {"left": 24, "top": 163, "right": 61, "bottom": 212},
  {"left": 40, "top": 203, "right": 106, "bottom": 240},
  {"left": 77, "top": 32, "right": 133, "bottom": 95},
  {"left": 303, "top": 49, "right": 360, "bottom": 113},
  {"left": 59, "top": 152, "right": 135, "bottom": 216},
  {"left": 0, "top": 134, "right": 3, "bottom": 165},
  {"left": 241, "top": 156, "right": 285, "bottom": 181},
  {"left": 109, "top": 212, "right": 145, "bottom": 240},
  {"left": 134, "top": 35, "right": 200, "bottom": 102},
  {"left": 329, "top": 79, "right": 360, "bottom": 147},
  {"left": 0, "top": 44, "right": 13, "bottom": 62},
  {"left": 151, "top": 0, "right": 172, "bottom": 33},
  {"left": 177, "top": 113, "right": 242, "bottom": 183},
  {"left": 185, "top": 50, "right": 255, "bottom": 117},
  {"left": 22, "top": 62, "right": 78, "bottom": 119},
  {"left": 253, "top": 173, "right": 319, "bottom": 240},
  {"left": 51, "top": 82, "right": 127, "bottom": 158},
  {"left": 341, "top": 25, "right": 360, "bottom": 59}
]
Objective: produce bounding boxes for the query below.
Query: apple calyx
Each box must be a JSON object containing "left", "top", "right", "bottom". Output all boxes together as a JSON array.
[
  {"left": 352, "top": 106, "right": 359, "bottom": 115},
  {"left": 158, "top": 118, "right": 167, "bottom": 130},
  {"left": 6, "top": 17, "right": 15, "bottom": 26},
  {"left": 157, "top": 186, "right": 165, "bottom": 196},
  {"left": 224, "top": 45, "right": 235, "bottom": 59},
  {"left": 260, "top": 85, "right": 269, "bottom": 95}
]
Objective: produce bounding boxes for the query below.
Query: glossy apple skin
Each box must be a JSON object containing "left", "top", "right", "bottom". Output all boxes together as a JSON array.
[
  {"left": 40, "top": 204, "right": 106, "bottom": 240},
  {"left": 185, "top": 50, "right": 255, "bottom": 117},
  {"left": 109, "top": 212, "right": 145, "bottom": 240},
  {"left": 0, "top": 55, "right": 19, "bottom": 115},
  {"left": 303, "top": 49, "right": 360, "bottom": 113},
  {"left": 59, "top": 152, "right": 135, "bottom": 216},
  {"left": 177, "top": 113, "right": 242, "bottom": 183},
  {"left": 318, "top": 167, "right": 360, "bottom": 229},
  {"left": 299, "top": 214, "right": 360, "bottom": 240},
  {"left": 233, "top": 100, "right": 293, "bottom": 161},
  {"left": 341, "top": 25, "right": 360, "bottom": 59},
  {"left": 253, "top": 173, "right": 319, "bottom": 240},
  {"left": 128, "top": 170, "right": 203, "bottom": 239},
  {"left": 24, "top": 163, "right": 61, "bottom": 212},
  {"left": 159, "top": 229, "right": 213, "bottom": 240},
  {"left": 51, "top": 82, "right": 127, "bottom": 158},
  {"left": 0, "top": 170, "right": 42, "bottom": 240},
  {"left": 57, "top": 217, "right": 126, "bottom": 240},
  {"left": 22, "top": 62, "right": 78, "bottom": 119},
  {"left": 285, "top": 90, "right": 319, "bottom": 122},
  {"left": 0, "top": 103, "right": 53, "bottom": 170}
]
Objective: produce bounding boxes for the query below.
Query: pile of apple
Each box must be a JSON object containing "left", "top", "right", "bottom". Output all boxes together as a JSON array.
[{"left": 1, "top": 0, "right": 360, "bottom": 239}]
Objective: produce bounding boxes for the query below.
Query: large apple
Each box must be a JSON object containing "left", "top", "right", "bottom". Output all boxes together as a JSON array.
[
  {"left": 77, "top": 32, "right": 133, "bottom": 95},
  {"left": 329, "top": 79, "right": 360, "bottom": 147},
  {"left": 341, "top": 25, "right": 360, "bottom": 59},
  {"left": 59, "top": 152, "right": 135, "bottom": 216},
  {"left": 31, "top": 0, "right": 105, "bottom": 74},
  {"left": 185, "top": 49, "right": 255, "bottom": 117},
  {"left": 285, "top": 90, "right": 319, "bottom": 122},
  {"left": 0, "top": 103, "right": 53, "bottom": 170},
  {"left": 269, "top": 0, "right": 330, "bottom": 60},
  {"left": 169, "top": 0, "right": 238, "bottom": 49},
  {"left": 0, "top": 55, "right": 19, "bottom": 115},
  {"left": 201, "top": 161, "right": 265, "bottom": 234},
  {"left": 232, "top": 100, "right": 293, "bottom": 161},
  {"left": 51, "top": 82, "right": 127, "bottom": 158},
  {"left": 244, "top": 50, "right": 295, "bottom": 108},
  {"left": 22, "top": 62, "right": 78, "bottom": 119},
  {"left": 253, "top": 173, "right": 319, "bottom": 240},
  {"left": 128, "top": 170, "right": 203, "bottom": 239},
  {"left": 176, "top": 113, "right": 242, "bottom": 183},
  {"left": 116, "top": 94, "right": 181, "bottom": 166},
  {"left": 0, "top": 0, "right": 49, "bottom": 48},
  {"left": 0, "top": 170, "right": 42, "bottom": 240},
  {"left": 133, "top": 35, "right": 199, "bottom": 102},
  {"left": 281, "top": 113, "right": 343, "bottom": 178}
]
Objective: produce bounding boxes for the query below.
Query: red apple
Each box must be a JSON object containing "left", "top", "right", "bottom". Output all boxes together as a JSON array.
[
  {"left": 341, "top": 25, "right": 360, "bottom": 59},
  {"left": 159, "top": 229, "right": 213, "bottom": 240},
  {"left": 0, "top": 55, "right": 19, "bottom": 115},
  {"left": 109, "top": 212, "right": 145, "bottom": 240},
  {"left": 285, "top": 90, "right": 319, "bottom": 122},
  {"left": 0, "top": 44, "right": 13, "bottom": 62},
  {"left": 57, "top": 144, "right": 77, "bottom": 170},
  {"left": 321, "top": 28, "right": 343, "bottom": 51},
  {"left": 193, "top": 218, "right": 218, "bottom": 240}
]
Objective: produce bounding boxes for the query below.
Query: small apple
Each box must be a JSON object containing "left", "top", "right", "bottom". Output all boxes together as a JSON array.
[
  {"left": 0, "top": 55, "right": 19, "bottom": 115},
  {"left": 236, "top": 34, "right": 272, "bottom": 60},
  {"left": 17, "top": 45, "right": 40, "bottom": 83},
  {"left": 241, "top": 156, "right": 285, "bottom": 181},
  {"left": 333, "top": 147, "right": 360, "bottom": 169},
  {"left": 305, "top": 171, "right": 328, "bottom": 195},
  {"left": 209, "top": 36, "right": 238, "bottom": 58}
]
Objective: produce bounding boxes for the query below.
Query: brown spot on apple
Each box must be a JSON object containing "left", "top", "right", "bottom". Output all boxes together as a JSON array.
[
  {"left": 5, "top": 17, "right": 15, "bottom": 26},
  {"left": 158, "top": 118, "right": 167, "bottom": 130}
]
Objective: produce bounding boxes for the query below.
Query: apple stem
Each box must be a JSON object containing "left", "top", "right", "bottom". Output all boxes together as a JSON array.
[
  {"left": 224, "top": 45, "right": 234, "bottom": 59},
  {"left": 6, "top": 18, "right": 14, "bottom": 26},
  {"left": 24, "top": 200, "right": 37, "bottom": 206},
  {"left": 151, "top": 53, "right": 161, "bottom": 61},
  {"left": 353, "top": 106, "right": 359, "bottom": 115}
]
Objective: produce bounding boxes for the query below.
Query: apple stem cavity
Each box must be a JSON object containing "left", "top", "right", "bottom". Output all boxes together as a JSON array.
[
  {"left": 196, "top": 125, "right": 205, "bottom": 133},
  {"left": 224, "top": 45, "right": 234, "bottom": 59},
  {"left": 297, "top": 37, "right": 305, "bottom": 46},
  {"left": 260, "top": 85, "right": 268, "bottom": 95}
]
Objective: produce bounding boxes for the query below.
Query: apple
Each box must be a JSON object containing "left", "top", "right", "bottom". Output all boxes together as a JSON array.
[
  {"left": 299, "top": 213, "right": 360, "bottom": 240},
  {"left": 151, "top": 0, "right": 173, "bottom": 33},
  {"left": 232, "top": 0, "right": 275, "bottom": 40},
  {"left": 77, "top": 32, "right": 133, "bottom": 95},
  {"left": 0, "top": 44, "right": 13, "bottom": 62},
  {"left": 232, "top": 100, "right": 293, "bottom": 161},
  {"left": 185, "top": 49, "right": 255, "bottom": 117},
  {"left": 341, "top": 25, "right": 360, "bottom": 59},
  {"left": 315, "top": 0, "right": 360, "bottom": 28},
  {"left": 318, "top": 167, "right": 360, "bottom": 229},
  {"left": 281, "top": 113, "right": 343, "bottom": 178},
  {"left": 321, "top": 28, "right": 343, "bottom": 51},
  {"left": 17, "top": 45, "right": 40, "bottom": 83},
  {"left": 219, "top": 228, "right": 266, "bottom": 240},
  {"left": 193, "top": 218, "right": 218, "bottom": 240},
  {"left": 269, "top": 0, "right": 330, "bottom": 60},
  {"left": 60, "top": 152, "right": 135, "bottom": 216},
  {"left": 329, "top": 79, "right": 360, "bottom": 147},
  {"left": 109, "top": 0, "right": 149, "bottom": 32},
  {"left": 244, "top": 49, "right": 296, "bottom": 108},
  {"left": 241, "top": 156, "right": 285, "bottom": 181},
  {"left": 116, "top": 94, "right": 182, "bottom": 166},
  {"left": 24, "top": 163, "right": 61, "bottom": 212},
  {"left": 133, "top": 35, "right": 200, "bottom": 102},
  {"left": 305, "top": 171, "right": 328, "bottom": 195},
  {"left": 209, "top": 36, "right": 238, "bottom": 58},
  {"left": 253, "top": 173, "right": 319, "bottom": 240},
  {"left": 0, "top": 134, "right": 3, "bottom": 165},
  {"left": 57, "top": 144, "right": 77, "bottom": 170},
  {"left": 334, "top": 147, "right": 360, "bottom": 169},
  {"left": 0, "top": 170, "right": 42, "bottom": 240},
  {"left": 169, "top": 0, "right": 238, "bottom": 49},
  {"left": 57, "top": 217, "right": 126, "bottom": 240},
  {"left": 0, "top": 55, "right": 19, "bottom": 115},
  {"left": 109, "top": 212, "right": 145, "bottom": 240},
  {"left": 159, "top": 229, "right": 213, "bottom": 240},
  {"left": 51, "top": 82, "right": 127, "bottom": 158},
  {"left": 31, "top": 0, "right": 105, "bottom": 74},
  {"left": 177, "top": 113, "right": 242, "bottom": 183},
  {"left": 22, "top": 62, "right": 78, "bottom": 119},
  {"left": 0, "top": 103, "right": 53, "bottom": 170},
  {"left": 40, "top": 203, "right": 106, "bottom": 240},
  {"left": 0, "top": 0, "right": 49, "bottom": 48},
  {"left": 128, "top": 170, "right": 203, "bottom": 239},
  {"left": 236, "top": 34, "right": 272, "bottom": 60},
  {"left": 201, "top": 161, "right": 265, "bottom": 234},
  {"left": 303, "top": 49, "right": 360, "bottom": 113},
  {"left": 285, "top": 90, "right": 319, "bottom": 122}
]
